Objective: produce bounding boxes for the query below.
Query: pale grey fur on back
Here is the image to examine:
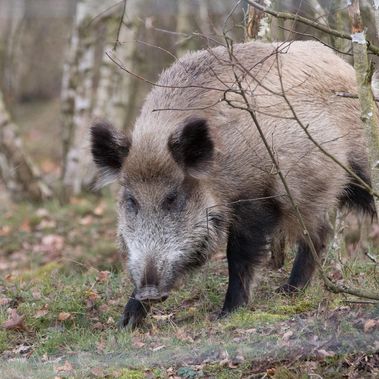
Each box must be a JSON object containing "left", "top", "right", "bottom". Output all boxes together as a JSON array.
[{"left": 129, "top": 41, "right": 366, "bottom": 244}]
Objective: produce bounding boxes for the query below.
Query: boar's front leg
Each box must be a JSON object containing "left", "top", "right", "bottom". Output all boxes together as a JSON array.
[
  {"left": 119, "top": 290, "right": 150, "bottom": 329},
  {"left": 220, "top": 201, "right": 279, "bottom": 316}
]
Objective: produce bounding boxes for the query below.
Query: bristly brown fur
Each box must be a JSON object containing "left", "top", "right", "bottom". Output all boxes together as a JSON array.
[{"left": 91, "top": 41, "right": 376, "bottom": 327}]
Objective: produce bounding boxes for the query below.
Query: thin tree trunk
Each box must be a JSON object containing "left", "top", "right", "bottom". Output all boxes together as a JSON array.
[
  {"left": 97, "top": 0, "right": 143, "bottom": 131},
  {"left": 176, "top": 0, "right": 197, "bottom": 57},
  {"left": 61, "top": 0, "right": 98, "bottom": 197},
  {"left": 373, "top": 0, "right": 379, "bottom": 38},
  {"left": 0, "top": 90, "right": 51, "bottom": 202},
  {"left": 349, "top": 0, "right": 379, "bottom": 213},
  {"left": 246, "top": 0, "right": 270, "bottom": 41}
]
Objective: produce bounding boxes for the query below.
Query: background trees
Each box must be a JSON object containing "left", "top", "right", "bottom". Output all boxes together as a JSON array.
[{"left": 1, "top": 0, "right": 379, "bottom": 202}]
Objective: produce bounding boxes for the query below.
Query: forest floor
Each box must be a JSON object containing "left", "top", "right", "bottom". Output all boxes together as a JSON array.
[{"left": 0, "top": 194, "right": 378, "bottom": 379}]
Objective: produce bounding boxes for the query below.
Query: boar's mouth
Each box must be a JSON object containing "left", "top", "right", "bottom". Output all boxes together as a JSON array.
[{"left": 135, "top": 285, "right": 169, "bottom": 303}]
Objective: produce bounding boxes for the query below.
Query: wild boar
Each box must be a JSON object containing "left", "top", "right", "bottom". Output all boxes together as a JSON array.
[{"left": 91, "top": 41, "right": 376, "bottom": 328}]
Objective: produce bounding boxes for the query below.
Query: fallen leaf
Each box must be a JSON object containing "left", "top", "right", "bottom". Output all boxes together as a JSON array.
[
  {"left": 0, "top": 225, "right": 11, "bottom": 236},
  {"left": 32, "top": 290, "right": 42, "bottom": 300},
  {"left": 35, "top": 304, "right": 49, "bottom": 319},
  {"left": 266, "top": 368, "right": 276, "bottom": 376},
  {"left": 364, "top": 319, "right": 378, "bottom": 333},
  {"left": 91, "top": 367, "right": 105, "bottom": 377},
  {"left": 58, "top": 312, "right": 72, "bottom": 321},
  {"left": 282, "top": 330, "right": 293, "bottom": 342},
  {"left": 98, "top": 304, "right": 109, "bottom": 313},
  {"left": 36, "top": 208, "right": 49, "bottom": 218},
  {"left": 20, "top": 220, "right": 31, "bottom": 232},
  {"left": 86, "top": 290, "right": 100, "bottom": 301},
  {"left": 93, "top": 203, "right": 105, "bottom": 216},
  {"left": 151, "top": 345, "right": 165, "bottom": 352},
  {"left": 36, "top": 219, "right": 57, "bottom": 230},
  {"left": 317, "top": 349, "right": 335, "bottom": 358},
  {"left": 132, "top": 336, "right": 145, "bottom": 348},
  {"left": 97, "top": 271, "right": 111, "bottom": 283},
  {"left": 0, "top": 297, "right": 11, "bottom": 306},
  {"left": 79, "top": 215, "right": 94, "bottom": 225},
  {"left": 175, "top": 328, "right": 194, "bottom": 343},
  {"left": 96, "top": 338, "right": 106, "bottom": 353},
  {"left": 2, "top": 309, "right": 26, "bottom": 330},
  {"left": 41, "top": 234, "right": 64, "bottom": 252},
  {"left": 55, "top": 360, "right": 73, "bottom": 373},
  {"left": 93, "top": 322, "right": 104, "bottom": 330},
  {"left": 152, "top": 313, "right": 174, "bottom": 321}
]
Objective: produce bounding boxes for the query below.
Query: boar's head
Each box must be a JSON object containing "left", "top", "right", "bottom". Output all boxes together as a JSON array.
[{"left": 90, "top": 117, "right": 227, "bottom": 304}]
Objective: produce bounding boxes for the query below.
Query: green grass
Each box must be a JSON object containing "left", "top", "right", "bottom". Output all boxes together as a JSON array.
[{"left": 0, "top": 196, "right": 378, "bottom": 378}]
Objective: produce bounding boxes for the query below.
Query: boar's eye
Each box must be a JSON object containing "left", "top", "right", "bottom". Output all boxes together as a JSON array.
[
  {"left": 162, "top": 190, "right": 183, "bottom": 211},
  {"left": 125, "top": 194, "right": 139, "bottom": 214}
]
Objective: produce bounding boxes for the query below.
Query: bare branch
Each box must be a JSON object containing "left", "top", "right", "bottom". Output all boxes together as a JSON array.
[
  {"left": 113, "top": 0, "right": 127, "bottom": 50},
  {"left": 244, "top": 0, "right": 379, "bottom": 56},
  {"left": 222, "top": 35, "right": 379, "bottom": 301}
]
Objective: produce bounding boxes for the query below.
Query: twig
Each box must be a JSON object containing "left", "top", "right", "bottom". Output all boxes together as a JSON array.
[
  {"left": 222, "top": 35, "right": 379, "bottom": 301},
  {"left": 342, "top": 299, "right": 378, "bottom": 304},
  {"left": 278, "top": 25, "right": 353, "bottom": 56},
  {"left": 275, "top": 50, "right": 379, "bottom": 300},
  {"left": 365, "top": 251, "right": 378, "bottom": 263},
  {"left": 113, "top": 0, "right": 127, "bottom": 51},
  {"left": 244, "top": 0, "right": 379, "bottom": 56},
  {"left": 336, "top": 91, "right": 379, "bottom": 103}
]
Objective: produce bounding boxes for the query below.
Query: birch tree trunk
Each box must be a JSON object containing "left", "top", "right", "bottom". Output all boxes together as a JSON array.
[
  {"left": 0, "top": 0, "right": 25, "bottom": 105},
  {"left": 349, "top": 0, "right": 379, "bottom": 213},
  {"left": 331, "top": 1, "right": 351, "bottom": 59},
  {"left": 246, "top": 0, "right": 271, "bottom": 41},
  {"left": 94, "top": 0, "right": 143, "bottom": 131},
  {"left": 0, "top": 90, "right": 51, "bottom": 201},
  {"left": 61, "top": 0, "right": 99, "bottom": 196},
  {"left": 61, "top": 0, "right": 142, "bottom": 196},
  {"left": 176, "top": 0, "right": 197, "bottom": 57},
  {"left": 372, "top": 0, "right": 379, "bottom": 37}
]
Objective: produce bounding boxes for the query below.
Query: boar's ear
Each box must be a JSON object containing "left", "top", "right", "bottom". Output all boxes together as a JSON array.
[
  {"left": 90, "top": 121, "right": 130, "bottom": 187},
  {"left": 168, "top": 117, "right": 214, "bottom": 178}
]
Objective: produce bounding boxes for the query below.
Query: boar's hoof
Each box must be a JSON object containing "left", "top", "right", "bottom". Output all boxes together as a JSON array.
[
  {"left": 276, "top": 283, "right": 299, "bottom": 295},
  {"left": 118, "top": 298, "right": 149, "bottom": 329}
]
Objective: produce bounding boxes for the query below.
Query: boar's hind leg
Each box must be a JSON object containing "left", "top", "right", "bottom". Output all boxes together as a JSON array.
[
  {"left": 221, "top": 201, "right": 279, "bottom": 316},
  {"left": 119, "top": 290, "right": 150, "bottom": 329},
  {"left": 279, "top": 222, "right": 331, "bottom": 294}
]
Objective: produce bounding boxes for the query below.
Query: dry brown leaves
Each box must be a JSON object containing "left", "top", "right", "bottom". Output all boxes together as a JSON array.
[
  {"left": 2, "top": 308, "right": 27, "bottom": 331},
  {"left": 34, "top": 304, "right": 49, "bottom": 319},
  {"left": 364, "top": 319, "right": 379, "bottom": 333},
  {"left": 57, "top": 312, "right": 72, "bottom": 321},
  {"left": 55, "top": 360, "right": 73, "bottom": 374}
]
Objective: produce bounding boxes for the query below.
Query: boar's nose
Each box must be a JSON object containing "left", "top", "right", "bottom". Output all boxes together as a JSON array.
[{"left": 135, "top": 286, "right": 168, "bottom": 302}]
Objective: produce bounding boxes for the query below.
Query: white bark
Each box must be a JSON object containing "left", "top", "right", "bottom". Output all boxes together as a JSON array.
[
  {"left": 62, "top": 0, "right": 139, "bottom": 196},
  {"left": 372, "top": 1, "right": 379, "bottom": 39},
  {"left": 0, "top": 91, "right": 51, "bottom": 201},
  {"left": 350, "top": 0, "right": 379, "bottom": 213},
  {"left": 246, "top": 0, "right": 271, "bottom": 41},
  {"left": 93, "top": 0, "right": 142, "bottom": 131}
]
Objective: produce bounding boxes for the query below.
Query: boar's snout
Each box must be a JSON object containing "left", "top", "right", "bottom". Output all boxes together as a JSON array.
[{"left": 135, "top": 286, "right": 168, "bottom": 303}]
